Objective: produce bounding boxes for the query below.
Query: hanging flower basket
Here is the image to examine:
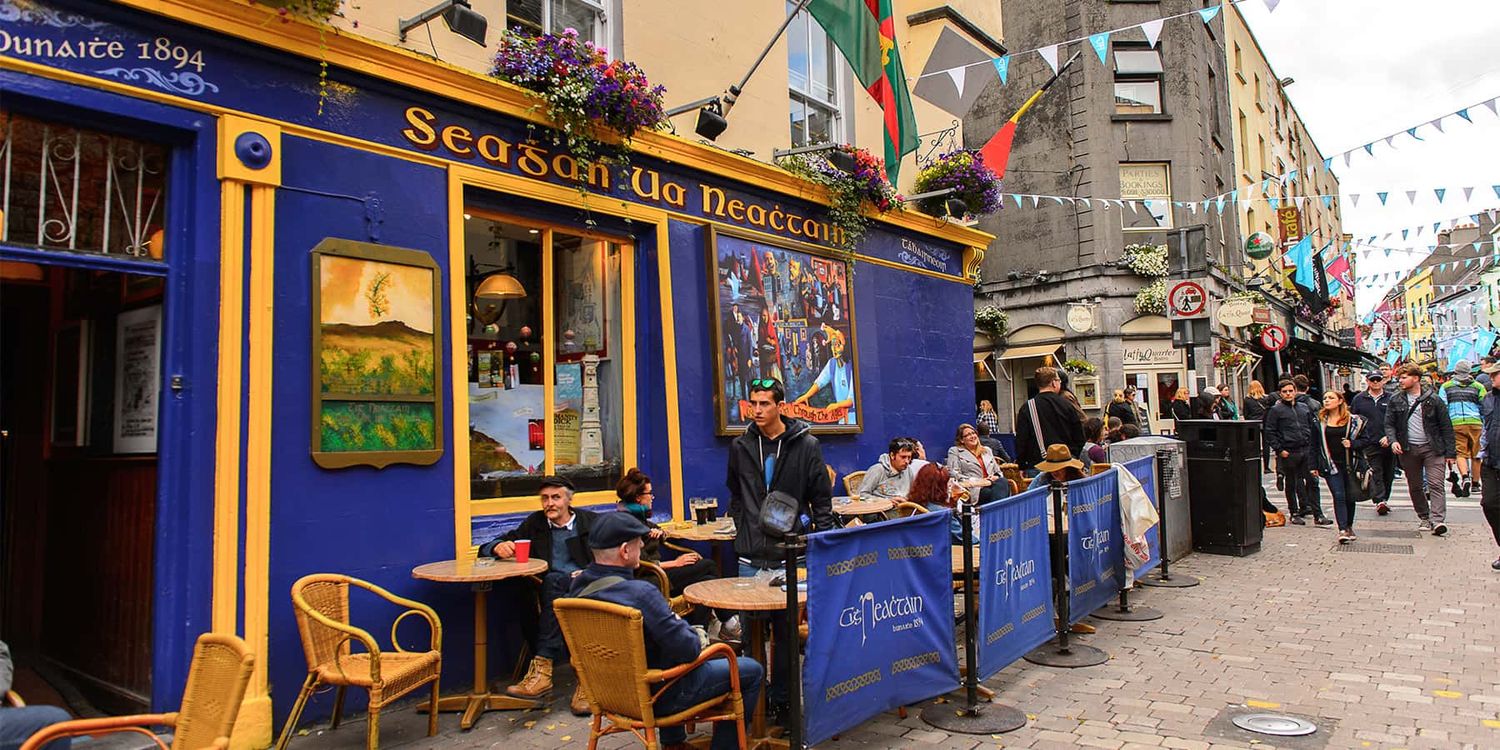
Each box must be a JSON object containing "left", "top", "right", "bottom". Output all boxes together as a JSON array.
[
  {"left": 975, "top": 305, "right": 1009, "bottom": 339},
  {"left": 1062, "top": 358, "right": 1097, "bottom": 375},
  {"left": 776, "top": 145, "right": 900, "bottom": 259},
  {"left": 491, "top": 29, "right": 666, "bottom": 186},
  {"left": 1120, "top": 243, "right": 1169, "bottom": 277},
  {"left": 910, "top": 149, "right": 1001, "bottom": 218},
  {"left": 1213, "top": 349, "right": 1250, "bottom": 369},
  {"left": 1134, "top": 279, "right": 1166, "bottom": 314}
]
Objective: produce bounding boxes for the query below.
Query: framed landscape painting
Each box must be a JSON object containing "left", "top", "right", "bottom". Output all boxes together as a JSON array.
[
  {"left": 310, "top": 238, "right": 444, "bottom": 469},
  {"left": 707, "top": 226, "right": 861, "bottom": 435}
]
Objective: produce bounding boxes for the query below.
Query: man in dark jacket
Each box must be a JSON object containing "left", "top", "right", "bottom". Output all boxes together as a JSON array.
[
  {"left": 569, "top": 513, "right": 763, "bottom": 749},
  {"left": 1291, "top": 375, "right": 1324, "bottom": 515},
  {"left": 480, "top": 476, "right": 599, "bottom": 706},
  {"left": 1015, "top": 367, "right": 1086, "bottom": 471},
  {"left": 1384, "top": 364, "right": 1456, "bottom": 535},
  {"left": 1477, "top": 361, "right": 1500, "bottom": 570},
  {"left": 1351, "top": 371, "right": 1396, "bottom": 514},
  {"left": 1265, "top": 379, "right": 1330, "bottom": 525},
  {"left": 725, "top": 378, "right": 832, "bottom": 718}
]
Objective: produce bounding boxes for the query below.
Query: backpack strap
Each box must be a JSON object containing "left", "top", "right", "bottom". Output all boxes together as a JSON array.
[{"left": 574, "top": 575, "right": 627, "bottom": 599}]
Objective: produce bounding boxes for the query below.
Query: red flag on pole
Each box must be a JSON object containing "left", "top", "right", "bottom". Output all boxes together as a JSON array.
[{"left": 979, "top": 52, "right": 1079, "bottom": 181}]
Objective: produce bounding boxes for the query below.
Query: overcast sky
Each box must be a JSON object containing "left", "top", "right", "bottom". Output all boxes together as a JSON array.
[{"left": 1237, "top": 0, "right": 1500, "bottom": 316}]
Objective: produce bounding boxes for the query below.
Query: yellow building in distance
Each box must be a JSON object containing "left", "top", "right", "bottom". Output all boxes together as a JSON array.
[
  {"left": 1403, "top": 266, "right": 1436, "bottom": 365},
  {"left": 329, "top": 0, "right": 1005, "bottom": 190}
]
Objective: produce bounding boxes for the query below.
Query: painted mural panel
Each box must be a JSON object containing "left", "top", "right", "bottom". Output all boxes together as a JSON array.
[{"left": 709, "top": 228, "right": 861, "bottom": 434}]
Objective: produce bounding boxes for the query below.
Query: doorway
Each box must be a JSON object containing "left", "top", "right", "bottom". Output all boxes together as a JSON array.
[{"left": 1, "top": 263, "right": 165, "bottom": 715}]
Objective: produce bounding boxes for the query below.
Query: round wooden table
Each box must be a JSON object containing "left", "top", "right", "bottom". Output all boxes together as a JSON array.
[
  {"left": 412, "top": 557, "right": 548, "bottom": 729},
  {"left": 683, "top": 578, "right": 806, "bottom": 745},
  {"left": 663, "top": 520, "right": 737, "bottom": 543},
  {"left": 831, "top": 497, "right": 896, "bottom": 517}
]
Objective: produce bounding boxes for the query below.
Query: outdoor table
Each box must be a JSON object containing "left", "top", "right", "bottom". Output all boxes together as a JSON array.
[
  {"left": 831, "top": 496, "right": 896, "bottom": 518},
  {"left": 683, "top": 577, "right": 807, "bottom": 747},
  {"left": 411, "top": 557, "right": 548, "bottom": 729},
  {"left": 663, "top": 518, "right": 738, "bottom": 573}
]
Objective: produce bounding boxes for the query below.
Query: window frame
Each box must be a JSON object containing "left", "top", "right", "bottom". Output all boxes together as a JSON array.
[
  {"left": 1119, "top": 161, "right": 1174, "bottom": 232},
  {"left": 506, "top": 0, "right": 611, "bottom": 51},
  {"left": 1111, "top": 42, "right": 1166, "bottom": 117},
  {"left": 788, "top": 2, "right": 847, "bottom": 147}
]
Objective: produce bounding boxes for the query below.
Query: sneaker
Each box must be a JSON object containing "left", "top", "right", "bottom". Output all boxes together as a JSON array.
[
  {"left": 1346, "top": 531, "right": 1357, "bottom": 541},
  {"left": 1492, "top": 557, "right": 1500, "bottom": 571},
  {"left": 1432, "top": 523, "right": 1448, "bottom": 537},
  {"left": 1376, "top": 502, "right": 1390, "bottom": 516},
  {"left": 1314, "top": 517, "right": 1334, "bottom": 527},
  {"left": 1461, "top": 477, "right": 1473, "bottom": 497},
  {"left": 1337, "top": 530, "right": 1351, "bottom": 544},
  {"left": 718, "top": 615, "right": 742, "bottom": 643},
  {"left": 1417, "top": 521, "right": 1434, "bottom": 532},
  {"left": 1276, "top": 474, "right": 1284, "bottom": 491},
  {"left": 1289, "top": 515, "right": 1307, "bottom": 525}
]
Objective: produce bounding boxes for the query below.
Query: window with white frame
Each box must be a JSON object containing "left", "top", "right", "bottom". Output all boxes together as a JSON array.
[
  {"left": 1119, "top": 162, "right": 1173, "bottom": 231},
  {"left": 1113, "top": 44, "right": 1164, "bottom": 115},
  {"left": 506, "top": 0, "right": 608, "bottom": 48},
  {"left": 787, "top": 2, "right": 843, "bottom": 147}
]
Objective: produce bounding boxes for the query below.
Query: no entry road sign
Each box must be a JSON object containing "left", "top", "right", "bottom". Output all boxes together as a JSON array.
[
  {"left": 1260, "top": 325, "right": 1288, "bottom": 352},
  {"left": 1167, "top": 279, "right": 1209, "bottom": 320}
]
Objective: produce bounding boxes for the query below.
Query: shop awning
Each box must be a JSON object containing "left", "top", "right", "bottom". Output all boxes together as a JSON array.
[
  {"left": 1287, "top": 338, "right": 1365, "bottom": 366},
  {"left": 996, "top": 343, "right": 1062, "bottom": 361},
  {"left": 973, "top": 351, "right": 995, "bottom": 381}
]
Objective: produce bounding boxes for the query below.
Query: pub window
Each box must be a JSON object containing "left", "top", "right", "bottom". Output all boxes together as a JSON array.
[
  {"left": 464, "top": 211, "right": 626, "bottom": 501},
  {"left": 506, "top": 0, "right": 609, "bottom": 48},
  {"left": 788, "top": 1, "right": 844, "bottom": 147},
  {"left": 1113, "top": 44, "right": 1163, "bottom": 115},
  {"left": 1119, "top": 162, "right": 1172, "bottom": 231},
  {"left": 0, "top": 111, "right": 168, "bottom": 260}
]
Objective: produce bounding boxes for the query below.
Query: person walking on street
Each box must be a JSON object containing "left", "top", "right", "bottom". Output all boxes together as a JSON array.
[
  {"left": 1477, "top": 361, "right": 1500, "bottom": 570},
  {"left": 1440, "top": 360, "right": 1486, "bottom": 497},
  {"left": 1266, "top": 379, "right": 1331, "bottom": 526},
  {"left": 1014, "top": 367, "right": 1086, "bottom": 472},
  {"left": 1350, "top": 371, "right": 1397, "bottom": 515},
  {"left": 976, "top": 399, "right": 1000, "bottom": 435},
  {"left": 1384, "top": 364, "right": 1457, "bottom": 536},
  {"left": 1108, "top": 389, "right": 1139, "bottom": 428},
  {"left": 1245, "top": 380, "right": 1274, "bottom": 470},
  {"left": 1292, "top": 375, "right": 1324, "bottom": 516},
  {"left": 1314, "top": 390, "right": 1369, "bottom": 543},
  {"left": 1215, "top": 383, "right": 1239, "bottom": 419}
]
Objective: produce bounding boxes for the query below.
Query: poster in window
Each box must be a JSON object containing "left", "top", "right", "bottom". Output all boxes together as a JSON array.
[
  {"left": 707, "top": 227, "right": 861, "bottom": 434},
  {"left": 310, "top": 239, "right": 444, "bottom": 469},
  {"left": 113, "top": 305, "right": 161, "bottom": 454},
  {"left": 554, "top": 362, "right": 582, "bottom": 465}
]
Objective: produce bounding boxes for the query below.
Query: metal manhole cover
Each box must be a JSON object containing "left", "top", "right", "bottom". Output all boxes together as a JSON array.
[
  {"left": 1361, "top": 529, "right": 1421, "bottom": 538},
  {"left": 1336, "top": 542, "right": 1414, "bottom": 554},
  {"left": 1232, "top": 713, "right": 1318, "bottom": 736}
]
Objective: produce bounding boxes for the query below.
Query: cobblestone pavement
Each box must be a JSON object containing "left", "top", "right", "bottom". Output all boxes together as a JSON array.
[{"left": 289, "top": 475, "right": 1500, "bottom": 750}]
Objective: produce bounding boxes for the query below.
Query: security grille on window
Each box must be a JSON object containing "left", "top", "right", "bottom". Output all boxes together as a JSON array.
[
  {"left": 787, "top": 2, "right": 842, "bottom": 147},
  {"left": 1119, "top": 163, "right": 1173, "bottom": 231},
  {"left": 1113, "top": 45, "right": 1163, "bottom": 115},
  {"left": 506, "top": 0, "right": 607, "bottom": 47},
  {"left": 0, "top": 111, "right": 168, "bottom": 260}
]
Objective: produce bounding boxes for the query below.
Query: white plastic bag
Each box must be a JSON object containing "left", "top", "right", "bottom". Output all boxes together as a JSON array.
[{"left": 1116, "top": 467, "right": 1160, "bottom": 570}]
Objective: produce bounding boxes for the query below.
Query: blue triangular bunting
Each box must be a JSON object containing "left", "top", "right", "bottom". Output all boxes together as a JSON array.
[
  {"left": 1089, "top": 33, "right": 1110, "bottom": 63},
  {"left": 993, "top": 56, "right": 1010, "bottom": 85},
  {"left": 1198, "top": 6, "right": 1221, "bottom": 23}
]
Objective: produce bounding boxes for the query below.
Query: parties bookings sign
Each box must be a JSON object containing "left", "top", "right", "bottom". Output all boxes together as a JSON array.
[
  {"left": 976, "top": 487, "right": 1056, "bottom": 680},
  {"left": 1121, "top": 456, "right": 1161, "bottom": 579},
  {"left": 1066, "top": 472, "right": 1120, "bottom": 624},
  {"left": 804, "top": 512, "right": 959, "bottom": 746}
]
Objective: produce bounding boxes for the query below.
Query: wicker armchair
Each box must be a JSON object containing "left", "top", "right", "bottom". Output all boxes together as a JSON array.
[
  {"left": 891, "top": 501, "right": 929, "bottom": 518},
  {"left": 554, "top": 598, "right": 748, "bottom": 750},
  {"left": 4, "top": 690, "right": 23, "bottom": 707},
  {"left": 21, "top": 633, "right": 254, "bottom": 750},
  {"left": 826, "top": 465, "right": 837, "bottom": 491},
  {"left": 635, "top": 560, "right": 693, "bottom": 618},
  {"left": 275, "top": 574, "right": 442, "bottom": 750},
  {"left": 842, "top": 470, "right": 866, "bottom": 496}
]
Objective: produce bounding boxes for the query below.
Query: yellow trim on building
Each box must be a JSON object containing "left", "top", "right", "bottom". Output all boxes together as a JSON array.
[
  {"left": 653, "top": 218, "right": 685, "bottom": 523},
  {"left": 212, "top": 181, "right": 244, "bottom": 635}
]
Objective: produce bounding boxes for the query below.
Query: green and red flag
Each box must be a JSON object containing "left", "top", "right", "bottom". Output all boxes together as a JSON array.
[{"left": 807, "top": 0, "right": 918, "bottom": 183}]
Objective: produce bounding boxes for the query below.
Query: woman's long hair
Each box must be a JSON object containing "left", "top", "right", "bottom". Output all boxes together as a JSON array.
[
  {"left": 909, "top": 463, "right": 953, "bottom": 508},
  {"left": 615, "top": 468, "right": 651, "bottom": 519},
  {"left": 1248, "top": 380, "right": 1266, "bottom": 399},
  {"left": 1318, "top": 392, "right": 1350, "bottom": 424},
  {"left": 954, "top": 423, "right": 978, "bottom": 446}
]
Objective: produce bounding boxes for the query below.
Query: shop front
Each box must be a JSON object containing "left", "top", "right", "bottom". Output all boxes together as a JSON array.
[
  {"left": 1120, "top": 317, "right": 1185, "bottom": 436},
  {"left": 0, "top": 0, "right": 990, "bottom": 743}
]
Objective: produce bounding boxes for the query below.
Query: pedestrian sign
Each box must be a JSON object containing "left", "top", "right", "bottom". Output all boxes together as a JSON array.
[
  {"left": 1260, "top": 325, "right": 1288, "bottom": 352},
  {"left": 1166, "top": 279, "right": 1209, "bottom": 320}
]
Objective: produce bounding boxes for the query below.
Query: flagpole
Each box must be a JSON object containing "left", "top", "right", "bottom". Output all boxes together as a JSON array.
[{"left": 1008, "top": 51, "right": 1081, "bottom": 124}]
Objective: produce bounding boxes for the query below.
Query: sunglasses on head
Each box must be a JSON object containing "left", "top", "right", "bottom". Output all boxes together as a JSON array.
[{"left": 750, "top": 378, "right": 780, "bottom": 388}]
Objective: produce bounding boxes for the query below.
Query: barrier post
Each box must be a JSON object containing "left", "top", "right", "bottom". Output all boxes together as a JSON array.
[
  {"left": 1093, "top": 468, "right": 1165, "bottom": 622},
  {"left": 1024, "top": 480, "right": 1108, "bottom": 667},
  {"left": 920, "top": 497, "right": 1026, "bottom": 734},
  {"left": 782, "top": 535, "right": 806, "bottom": 750},
  {"left": 1139, "top": 449, "right": 1199, "bottom": 588}
]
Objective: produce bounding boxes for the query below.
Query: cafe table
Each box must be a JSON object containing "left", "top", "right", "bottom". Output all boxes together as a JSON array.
[
  {"left": 682, "top": 577, "right": 806, "bottom": 747},
  {"left": 411, "top": 557, "right": 548, "bottom": 729},
  {"left": 831, "top": 496, "right": 896, "bottom": 519}
]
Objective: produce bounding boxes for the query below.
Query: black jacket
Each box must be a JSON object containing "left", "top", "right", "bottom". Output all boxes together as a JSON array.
[
  {"left": 1015, "top": 391, "right": 1086, "bottom": 469},
  {"left": 1384, "top": 387, "right": 1456, "bottom": 458},
  {"left": 479, "top": 508, "right": 599, "bottom": 570},
  {"left": 1349, "top": 390, "right": 1392, "bottom": 453},
  {"left": 1265, "top": 397, "right": 1317, "bottom": 452},
  {"left": 1242, "top": 395, "right": 1271, "bottom": 421},
  {"left": 1168, "top": 400, "right": 1191, "bottom": 422},
  {"left": 1483, "top": 390, "right": 1500, "bottom": 469},
  {"left": 980, "top": 435, "right": 1012, "bottom": 464},
  {"left": 726, "top": 417, "right": 834, "bottom": 566},
  {"left": 1107, "top": 400, "right": 1138, "bottom": 427},
  {"left": 569, "top": 563, "right": 701, "bottom": 671}
]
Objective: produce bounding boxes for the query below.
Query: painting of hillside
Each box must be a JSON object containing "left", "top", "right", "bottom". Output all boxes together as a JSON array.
[{"left": 320, "top": 320, "right": 435, "bottom": 395}]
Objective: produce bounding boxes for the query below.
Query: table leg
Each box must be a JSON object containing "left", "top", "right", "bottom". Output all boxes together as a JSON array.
[{"left": 421, "top": 582, "right": 539, "bottom": 730}]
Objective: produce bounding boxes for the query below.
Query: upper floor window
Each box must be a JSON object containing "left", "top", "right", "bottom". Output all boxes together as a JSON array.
[
  {"left": 1113, "top": 44, "right": 1164, "bottom": 115},
  {"left": 788, "top": 2, "right": 843, "bottom": 146},
  {"left": 507, "top": 0, "right": 608, "bottom": 48}
]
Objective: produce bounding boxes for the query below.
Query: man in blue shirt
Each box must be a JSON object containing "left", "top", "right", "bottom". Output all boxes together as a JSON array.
[{"left": 570, "top": 513, "right": 763, "bottom": 750}]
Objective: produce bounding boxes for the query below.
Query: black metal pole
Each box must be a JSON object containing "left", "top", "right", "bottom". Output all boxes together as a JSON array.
[
  {"left": 1156, "top": 450, "right": 1172, "bottom": 580},
  {"left": 1051, "top": 481, "right": 1070, "bottom": 652},
  {"left": 958, "top": 497, "right": 980, "bottom": 712},
  {"left": 782, "top": 536, "right": 806, "bottom": 750}
]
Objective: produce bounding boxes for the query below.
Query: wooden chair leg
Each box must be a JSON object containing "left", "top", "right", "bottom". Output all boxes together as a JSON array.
[
  {"left": 330, "top": 685, "right": 347, "bottom": 729},
  {"left": 426, "top": 681, "right": 439, "bottom": 737},
  {"left": 366, "top": 705, "right": 380, "bottom": 750},
  {"left": 273, "top": 674, "right": 317, "bottom": 750},
  {"left": 643, "top": 726, "right": 657, "bottom": 750},
  {"left": 587, "top": 713, "right": 602, "bottom": 750}
]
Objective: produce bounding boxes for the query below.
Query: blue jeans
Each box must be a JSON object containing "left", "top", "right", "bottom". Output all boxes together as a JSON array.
[
  {"left": 657, "top": 656, "right": 764, "bottom": 750},
  {"left": 536, "top": 570, "right": 573, "bottom": 660},
  {"left": 1324, "top": 467, "right": 1355, "bottom": 531},
  {"left": 0, "top": 706, "right": 72, "bottom": 750},
  {"left": 738, "top": 562, "right": 793, "bottom": 707}
]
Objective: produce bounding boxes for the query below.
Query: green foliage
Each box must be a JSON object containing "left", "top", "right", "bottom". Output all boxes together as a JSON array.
[
  {"left": 320, "top": 346, "right": 434, "bottom": 395},
  {"left": 975, "top": 305, "right": 1009, "bottom": 337},
  {"left": 1134, "top": 279, "right": 1167, "bottom": 315},
  {"left": 1062, "top": 358, "right": 1097, "bottom": 375},
  {"left": 320, "top": 402, "right": 436, "bottom": 452}
]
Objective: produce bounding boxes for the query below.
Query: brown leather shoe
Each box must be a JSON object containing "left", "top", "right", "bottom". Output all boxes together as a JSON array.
[
  {"left": 569, "top": 682, "right": 591, "bottom": 716},
  {"left": 506, "top": 656, "right": 553, "bottom": 698}
]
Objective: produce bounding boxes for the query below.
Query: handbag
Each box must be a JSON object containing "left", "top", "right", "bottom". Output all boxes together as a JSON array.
[{"left": 759, "top": 490, "right": 800, "bottom": 538}]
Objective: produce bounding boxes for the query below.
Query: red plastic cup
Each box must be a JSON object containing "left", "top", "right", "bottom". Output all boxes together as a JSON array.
[{"left": 513, "top": 539, "right": 532, "bottom": 563}]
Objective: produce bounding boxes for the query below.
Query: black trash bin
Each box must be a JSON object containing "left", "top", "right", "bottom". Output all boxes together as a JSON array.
[{"left": 1174, "top": 419, "right": 1262, "bottom": 556}]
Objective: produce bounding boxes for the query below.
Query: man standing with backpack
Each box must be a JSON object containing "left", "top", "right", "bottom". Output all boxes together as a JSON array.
[{"left": 1440, "top": 361, "right": 1486, "bottom": 497}]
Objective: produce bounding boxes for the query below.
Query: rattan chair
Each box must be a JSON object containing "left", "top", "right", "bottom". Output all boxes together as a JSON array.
[
  {"left": 635, "top": 560, "right": 693, "bottom": 618},
  {"left": 20, "top": 633, "right": 254, "bottom": 750},
  {"left": 891, "top": 501, "right": 928, "bottom": 518},
  {"left": 826, "top": 465, "right": 837, "bottom": 491},
  {"left": 842, "top": 470, "right": 866, "bottom": 496},
  {"left": 555, "top": 598, "right": 748, "bottom": 750},
  {"left": 275, "top": 574, "right": 442, "bottom": 750},
  {"left": 4, "top": 690, "right": 23, "bottom": 707}
]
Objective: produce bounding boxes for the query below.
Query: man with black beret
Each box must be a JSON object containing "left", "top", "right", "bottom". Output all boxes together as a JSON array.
[
  {"left": 569, "top": 513, "right": 764, "bottom": 749},
  {"left": 479, "top": 476, "right": 598, "bottom": 709}
]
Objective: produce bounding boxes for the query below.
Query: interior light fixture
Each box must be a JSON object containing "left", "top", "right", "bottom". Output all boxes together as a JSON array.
[
  {"left": 474, "top": 272, "right": 526, "bottom": 301},
  {"left": 399, "top": 0, "right": 488, "bottom": 47}
]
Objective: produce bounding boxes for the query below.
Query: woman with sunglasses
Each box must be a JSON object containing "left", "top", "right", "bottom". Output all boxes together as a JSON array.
[{"left": 616, "top": 468, "right": 722, "bottom": 625}]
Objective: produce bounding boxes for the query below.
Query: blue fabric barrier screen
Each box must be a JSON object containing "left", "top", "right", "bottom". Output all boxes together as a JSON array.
[
  {"left": 976, "top": 486, "right": 1056, "bottom": 680},
  {"left": 804, "top": 511, "right": 960, "bottom": 746},
  {"left": 1121, "top": 456, "right": 1161, "bottom": 579},
  {"left": 1066, "top": 472, "right": 1121, "bottom": 624}
]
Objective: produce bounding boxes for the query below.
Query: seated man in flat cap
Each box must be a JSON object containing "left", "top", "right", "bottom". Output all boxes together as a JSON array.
[{"left": 568, "top": 512, "right": 764, "bottom": 750}]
